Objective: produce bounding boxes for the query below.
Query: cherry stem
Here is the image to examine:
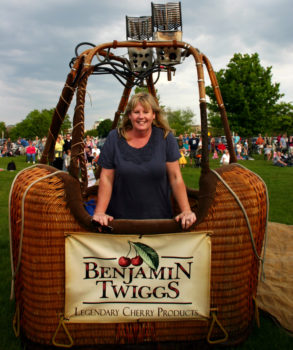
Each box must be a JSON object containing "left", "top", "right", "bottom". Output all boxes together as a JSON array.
[{"left": 126, "top": 241, "right": 133, "bottom": 257}]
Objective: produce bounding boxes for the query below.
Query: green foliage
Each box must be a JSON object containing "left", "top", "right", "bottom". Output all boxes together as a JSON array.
[
  {"left": 85, "top": 129, "right": 99, "bottom": 137},
  {"left": 97, "top": 118, "right": 112, "bottom": 138},
  {"left": 166, "top": 108, "right": 195, "bottom": 135},
  {"left": 0, "top": 121, "right": 7, "bottom": 138},
  {"left": 207, "top": 115, "right": 225, "bottom": 136},
  {"left": 206, "top": 53, "right": 283, "bottom": 137},
  {"left": 62, "top": 114, "right": 72, "bottom": 133},
  {"left": 271, "top": 102, "right": 293, "bottom": 135},
  {"left": 133, "top": 86, "right": 163, "bottom": 108},
  {"left": 134, "top": 86, "right": 149, "bottom": 94},
  {"left": 8, "top": 109, "right": 72, "bottom": 140}
]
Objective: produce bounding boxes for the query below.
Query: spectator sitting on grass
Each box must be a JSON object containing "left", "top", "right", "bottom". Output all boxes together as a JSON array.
[
  {"left": 183, "top": 139, "right": 190, "bottom": 156},
  {"left": 21, "top": 138, "right": 29, "bottom": 147},
  {"left": 264, "top": 143, "right": 272, "bottom": 161},
  {"left": 286, "top": 149, "right": 293, "bottom": 166},
  {"left": 26, "top": 140, "right": 36, "bottom": 164},
  {"left": 220, "top": 149, "right": 230, "bottom": 165},
  {"left": 273, "top": 150, "right": 287, "bottom": 167},
  {"left": 1, "top": 144, "right": 11, "bottom": 157},
  {"left": 236, "top": 141, "right": 243, "bottom": 159},
  {"left": 217, "top": 141, "right": 226, "bottom": 154},
  {"left": 92, "top": 151, "right": 99, "bottom": 168}
]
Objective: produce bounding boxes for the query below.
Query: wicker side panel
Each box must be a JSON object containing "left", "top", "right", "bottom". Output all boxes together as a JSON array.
[
  {"left": 195, "top": 165, "right": 267, "bottom": 341},
  {"left": 10, "top": 167, "right": 53, "bottom": 307},
  {"left": 11, "top": 165, "right": 267, "bottom": 346},
  {"left": 10, "top": 168, "right": 120, "bottom": 345}
]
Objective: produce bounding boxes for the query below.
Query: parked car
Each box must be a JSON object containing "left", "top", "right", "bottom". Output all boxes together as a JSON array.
[
  {"left": 221, "top": 136, "right": 227, "bottom": 146},
  {"left": 96, "top": 138, "right": 106, "bottom": 150},
  {"left": 215, "top": 136, "right": 226, "bottom": 146}
]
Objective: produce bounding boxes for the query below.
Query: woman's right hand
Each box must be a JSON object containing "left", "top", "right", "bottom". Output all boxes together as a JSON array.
[{"left": 92, "top": 212, "right": 114, "bottom": 228}]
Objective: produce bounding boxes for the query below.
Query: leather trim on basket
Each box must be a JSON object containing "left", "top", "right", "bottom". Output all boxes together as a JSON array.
[{"left": 35, "top": 164, "right": 218, "bottom": 234}]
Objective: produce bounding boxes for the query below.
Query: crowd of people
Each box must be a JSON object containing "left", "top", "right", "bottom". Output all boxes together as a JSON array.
[
  {"left": 0, "top": 134, "right": 104, "bottom": 171},
  {"left": 177, "top": 132, "right": 203, "bottom": 168},
  {"left": 1, "top": 92, "right": 291, "bottom": 231},
  {"left": 1, "top": 130, "right": 293, "bottom": 170},
  {"left": 175, "top": 132, "right": 293, "bottom": 167},
  {"left": 0, "top": 136, "right": 47, "bottom": 161},
  {"left": 50, "top": 133, "right": 102, "bottom": 171}
]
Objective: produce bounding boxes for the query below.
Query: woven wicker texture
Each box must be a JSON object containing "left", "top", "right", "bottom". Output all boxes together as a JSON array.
[{"left": 10, "top": 162, "right": 267, "bottom": 347}]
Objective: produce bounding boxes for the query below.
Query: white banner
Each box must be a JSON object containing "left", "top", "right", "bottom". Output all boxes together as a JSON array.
[{"left": 64, "top": 231, "right": 211, "bottom": 323}]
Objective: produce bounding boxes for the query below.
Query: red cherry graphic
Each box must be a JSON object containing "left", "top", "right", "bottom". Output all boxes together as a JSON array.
[
  {"left": 131, "top": 255, "right": 143, "bottom": 266},
  {"left": 118, "top": 256, "right": 131, "bottom": 267}
]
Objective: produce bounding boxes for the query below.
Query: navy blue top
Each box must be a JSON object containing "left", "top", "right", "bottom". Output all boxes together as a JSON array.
[{"left": 98, "top": 126, "right": 180, "bottom": 219}]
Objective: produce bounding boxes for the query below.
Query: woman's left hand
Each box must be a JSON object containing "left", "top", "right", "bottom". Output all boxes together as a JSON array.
[{"left": 175, "top": 211, "right": 197, "bottom": 230}]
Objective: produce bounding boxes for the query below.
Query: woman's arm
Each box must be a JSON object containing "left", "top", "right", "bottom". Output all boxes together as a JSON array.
[
  {"left": 166, "top": 161, "right": 196, "bottom": 229},
  {"left": 92, "top": 168, "right": 115, "bottom": 226},
  {"left": 279, "top": 159, "right": 287, "bottom": 166}
]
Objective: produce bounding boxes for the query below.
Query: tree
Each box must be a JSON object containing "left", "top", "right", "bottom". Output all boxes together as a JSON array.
[
  {"left": 133, "top": 86, "right": 163, "bottom": 108},
  {"left": 97, "top": 119, "right": 112, "bottom": 138},
  {"left": 166, "top": 108, "right": 195, "bottom": 135},
  {"left": 206, "top": 53, "right": 283, "bottom": 136},
  {"left": 134, "top": 86, "right": 149, "bottom": 94},
  {"left": 0, "top": 121, "right": 7, "bottom": 138},
  {"left": 85, "top": 129, "right": 99, "bottom": 137},
  {"left": 8, "top": 109, "right": 71, "bottom": 140},
  {"left": 271, "top": 102, "right": 293, "bottom": 135}
]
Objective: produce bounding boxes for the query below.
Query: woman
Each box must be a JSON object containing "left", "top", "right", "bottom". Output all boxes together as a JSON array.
[
  {"left": 210, "top": 137, "right": 215, "bottom": 154},
  {"left": 53, "top": 135, "right": 64, "bottom": 170},
  {"left": 256, "top": 134, "right": 264, "bottom": 154},
  {"left": 85, "top": 135, "right": 94, "bottom": 149},
  {"left": 26, "top": 140, "right": 36, "bottom": 163},
  {"left": 92, "top": 92, "right": 196, "bottom": 230},
  {"left": 220, "top": 149, "right": 230, "bottom": 165},
  {"left": 264, "top": 142, "right": 272, "bottom": 161},
  {"left": 236, "top": 141, "right": 243, "bottom": 159}
]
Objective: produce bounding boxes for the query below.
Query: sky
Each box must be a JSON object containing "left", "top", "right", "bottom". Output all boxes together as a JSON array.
[{"left": 1, "top": 0, "right": 292, "bottom": 130}]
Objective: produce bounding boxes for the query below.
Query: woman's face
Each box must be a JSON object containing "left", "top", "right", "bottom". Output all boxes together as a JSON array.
[{"left": 129, "top": 102, "right": 155, "bottom": 133}]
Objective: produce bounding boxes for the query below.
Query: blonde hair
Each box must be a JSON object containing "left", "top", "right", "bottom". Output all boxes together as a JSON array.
[{"left": 119, "top": 92, "right": 171, "bottom": 138}]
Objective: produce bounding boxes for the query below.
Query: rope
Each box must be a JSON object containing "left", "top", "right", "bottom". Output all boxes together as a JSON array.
[
  {"left": 74, "top": 104, "right": 84, "bottom": 112},
  {"left": 210, "top": 164, "right": 268, "bottom": 281},
  {"left": 206, "top": 311, "right": 229, "bottom": 344},
  {"left": 60, "top": 94, "right": 71, "bottom": 106},
  {"left": 12, "top": 302, "right": 20, "bottom": 337},
  {"left": 71, "top": 70, "right": 89, "bottom": 191},
  {"left": 9, "top": 166, "right": 66, "bottom": 300},
  {"left": 9, "top": 164, "right": 38, "bottom": 299},
  {"left": 71, "top": 151, "right": 85, "bottom": 159},
  {"left": 52, "top": 314, "right": 74, "bottom": 348},
  {"left": 64, "top": 83, "right": 76, "bottom": 92},
  {"left": 253, "top": 296, "right": 260, "bottom": 328},
  {"left": 235, "top": 163, "right": 269, "bottom": 281},
  {"left": 70, "top": 141, "right": 84, "bottom": 148},
  {"left": 72, "top": 122, "right": 84, "bottom": 131},
  {"left": 55, "top": 107, "right": 63, "bottom": 122},
  {"left": 48, "top": 128, "right": 56, "bottom": 142}
]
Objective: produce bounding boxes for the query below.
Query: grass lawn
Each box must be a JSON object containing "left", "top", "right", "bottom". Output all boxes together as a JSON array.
[{"left": 0, "top": 155, "right": 292, "bottom": 349}]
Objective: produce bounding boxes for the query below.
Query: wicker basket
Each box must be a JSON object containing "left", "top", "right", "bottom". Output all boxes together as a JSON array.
[
  {"left": 9, "top": 40, "right": 267, "bottom": 348},
  {"left": 10, "top": 162, "right": 267, "bottom": 347}
]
